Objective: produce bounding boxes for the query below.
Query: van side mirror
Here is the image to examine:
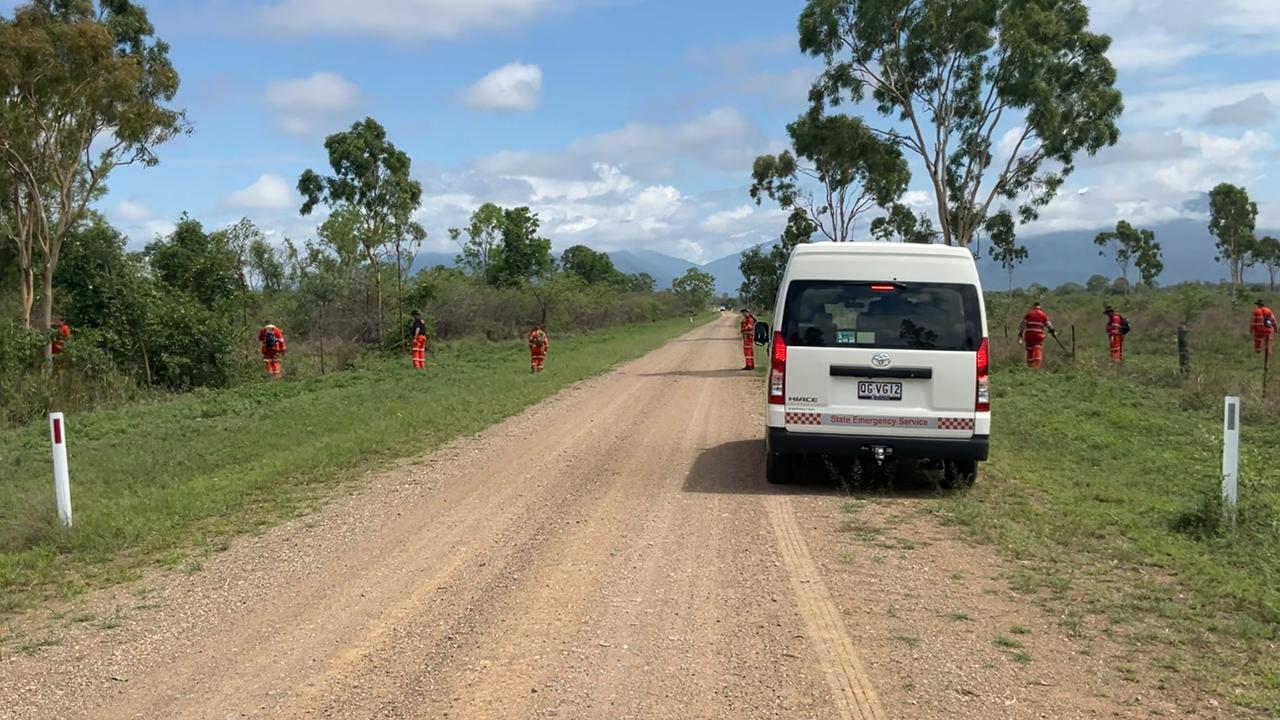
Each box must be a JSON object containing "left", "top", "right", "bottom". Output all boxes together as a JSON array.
[{"left": 754, "top": 321, "right": 771, "bottom": 346}]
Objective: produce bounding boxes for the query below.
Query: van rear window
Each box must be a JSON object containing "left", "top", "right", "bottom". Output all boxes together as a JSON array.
[{"left": 781, "top": 281, "right": 982, "bottom": 351}]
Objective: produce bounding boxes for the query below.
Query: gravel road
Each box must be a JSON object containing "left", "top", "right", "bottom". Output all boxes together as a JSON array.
[{"left": 1, "top": 315, "right": 1214, "bottom": 719}]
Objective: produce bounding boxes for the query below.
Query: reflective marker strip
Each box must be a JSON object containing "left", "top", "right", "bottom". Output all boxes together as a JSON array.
[
  {"left": 53, "top": 418, "right": 62, "bottom": 445},
  {"left": 784, "top": 413, "right": 975, "bottom": 431}
]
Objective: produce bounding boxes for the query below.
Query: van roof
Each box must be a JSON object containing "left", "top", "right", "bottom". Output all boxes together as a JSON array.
[{"left": 791, "top": 242, "right": 975, "bottom": 260}]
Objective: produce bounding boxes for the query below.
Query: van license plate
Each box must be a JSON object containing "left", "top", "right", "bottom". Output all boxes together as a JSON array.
[{"left": 858, "top": 381, "right": 903, "bottom": 401}]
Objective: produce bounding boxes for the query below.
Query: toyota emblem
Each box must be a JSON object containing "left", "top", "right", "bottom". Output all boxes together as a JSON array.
[{"left": 871, "top": 353, "right": 892, "bottom": 368}]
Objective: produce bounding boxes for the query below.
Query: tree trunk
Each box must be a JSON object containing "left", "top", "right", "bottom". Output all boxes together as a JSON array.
[
  {"left": 396, "top": 239, "right": 405, "bottom": 353},
  {"left": 138, "top": 333, "right": 153, "bottom": 385},
  {"left": 1269, "top": 266, "right": 1276, "bottom": 292},
  {"left": 318, "top": 302, "right": 327, "bottom": 375},
  {"left": 40, "top": 261, "right": 55, "bottom": 361},
  {"left": 17, "top": 264, "right": 34, "bottom": 328},
  {"left": 375, "top": 271, "right": 384, "bottom": 348}
]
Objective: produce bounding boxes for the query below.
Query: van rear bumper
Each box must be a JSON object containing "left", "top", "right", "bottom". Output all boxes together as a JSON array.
[{"left": 766, "top": 427, "right": 989, "bottom": 461}]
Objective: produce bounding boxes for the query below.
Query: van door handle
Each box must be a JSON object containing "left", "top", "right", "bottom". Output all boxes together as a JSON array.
[{"left": 831, "top": 366, "right": 933, "bottom": 379}]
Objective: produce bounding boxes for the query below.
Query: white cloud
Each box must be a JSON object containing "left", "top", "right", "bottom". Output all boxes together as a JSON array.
[
  {"left": 258, "top": 0, "right": 561, "bottom": 41},
  {"left": 739, "top": 68, "right": 816, "bottom": 108},
  {"left": 465, "top": 62, "right": 543, "bottom": 112},
  {"left": 224, "top": 174, "right": 296, "bottom": 211},
  {"left": 474, "top": 108, "right": 773, "bottom": 183},
  {"left": 1123, "top": 80, "right": 1280, "bottom": 128},
  {"left": 1105, "top": 31, "right": 1207, "bottom": 71},
  {"left": 1204, "top": 92, "right": 1275, "bottom": 127},
  {"left": 701, "top": 205, "right": 755, "bottom": 233},
  {"left": 115, "top": 199, "right": 153, "bottom": 224},
  {"left": 1027, "top": 128, "right": 1275, "bottom": 234},
  {"left": 105, "top": 199, "right": 175, "bottom": 247},
  {"left": 264, "top": 72, "right": 360, "bottom": 138}
]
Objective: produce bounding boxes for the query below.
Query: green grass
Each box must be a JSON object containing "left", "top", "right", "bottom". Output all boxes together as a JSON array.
[
  {"left": 0, "top": 317, "right": 701, "bottom": 618},
  {"left": 994, "top": 634, "right": 1024, "bottom": 650},
  {"left": 942, "top": 364, "right": 1280, "bottom": 712}
]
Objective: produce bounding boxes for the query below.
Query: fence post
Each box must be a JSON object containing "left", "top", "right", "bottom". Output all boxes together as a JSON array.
[
  {"left": 1070, "top": 324, "right": 1076, "bottom": 364},
  {"left": 1264, "top": 348, "right": 1270, "bottom": 401},
  {"left": 48, "top": 412, "right": 72, "bottom": 528},
  {"left": 1221, "top": 396, "right": 1240, "bottom": 529},
  {"left": 1177, "top": 325, "right": 1190, "bottom": 375}
]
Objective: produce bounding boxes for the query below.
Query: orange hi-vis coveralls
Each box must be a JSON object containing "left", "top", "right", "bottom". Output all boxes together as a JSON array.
[
  {"left": 1019, "top": 308, "right": 1052, "bottom": 369},
  {"left": 1106, "top": 312, "right": 1125, "bottom": 365},
  {"left": 259, "top": 325, "right": 286, "bottom": 379},
  {"left": 409, "top": 317, "right": 428, "bottom": 370},
  {"left": 51, "top": 321, "right": 71, "bottom": 355},
  {"left": 529, "top": 328, "right": 549, "bottom": 373},
  {"left": 1252, "top": 305, "right": 1278, "bottom": 355},
  {"left": 740, "top": 314, "right": 757, "bottom": 370}
]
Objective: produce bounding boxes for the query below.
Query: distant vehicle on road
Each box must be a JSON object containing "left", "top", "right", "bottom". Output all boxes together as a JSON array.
[{"left": 753, "top": 243, "right": 990, "bottom": 487}]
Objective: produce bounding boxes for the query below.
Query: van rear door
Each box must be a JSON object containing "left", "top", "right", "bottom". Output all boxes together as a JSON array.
[{"left": 779, "top": 280, "right": 983, "bottom": 438}]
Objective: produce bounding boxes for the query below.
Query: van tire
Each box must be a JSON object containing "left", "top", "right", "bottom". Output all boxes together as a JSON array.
[
  {"left": 943, "top": 460, "right": 979, "bottom": 489},
  {"left": 766, "top": 453, "right": 792, "bottom": 484}
]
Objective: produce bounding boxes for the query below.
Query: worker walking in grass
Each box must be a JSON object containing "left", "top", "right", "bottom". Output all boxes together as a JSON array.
[
  {"left": 409, "top": 310, "right": 429, "bottom": 370},
  {"left": 528, "top": 323, "right": 549, "bottom": 373},
  {"left": 1104, "top": 305, "right": 1127, "bottom": 366},
  {"left": 1252, "top": 299, "right": 1278, "bottom": 356},
  {"left": 259, "top": 321, "right": 287, "bottom": 380},
  {"left": 50, "top": 317, "right": 71, "bottom": 357},
  {"left": 1018, "top": 302, "right": 1055, "bottom": 370},
  {"left": 740, "top": 308, "right": 757, "bottom": 371}
]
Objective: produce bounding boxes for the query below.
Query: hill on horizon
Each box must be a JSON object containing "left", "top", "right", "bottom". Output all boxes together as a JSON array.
[{"left": 410, "top": 219, "right": 1275, "bottom": 296}]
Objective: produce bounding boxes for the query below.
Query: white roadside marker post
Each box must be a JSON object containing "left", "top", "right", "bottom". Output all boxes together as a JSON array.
[
  {"left": 49, "top": 412, "right": 72, "bottom": 528},
  {"left": 1221, "top": 396, "right": 1240, "bottom": 529}
]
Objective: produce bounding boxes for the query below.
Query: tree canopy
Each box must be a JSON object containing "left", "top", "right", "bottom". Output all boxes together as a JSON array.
[
  {"left": 799, "top": 0, "right": 1123, "bottom": 247},
  {"left": 751, "top": 107, "right": 909, "bottom": 242},
  {"left": 1207, "top": 183, "right": 1257, "bottom": 295},
  {"left": 739, "top": 210, "right": 815, "bottom": 309},
  {"left": 672, "top": 267, "right": 716, "bottom": 313},
  {"left": 0, "top": 0, "right": 188, "bottom": 341},
  {"left": 298, "top": 117, "right": 424, "bottom": 342}
]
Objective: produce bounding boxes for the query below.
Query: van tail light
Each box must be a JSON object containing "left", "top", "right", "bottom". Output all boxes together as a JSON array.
[
  {"left": 975, "top": 337, "right": 990, "bottom": 412},
  {"left": 769, "top": 331, "right": 787, "bottom": 405}
]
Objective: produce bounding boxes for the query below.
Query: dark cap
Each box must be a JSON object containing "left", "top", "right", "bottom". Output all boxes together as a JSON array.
[
  {"left": 1103, "top": 306, "right": 1115, "bottom": 314},
  {"left": 411, "top": 309, "right": 421, "bottom": 316},
  {"left": 1257, "top": 299, "right": 1266, "bottom": 307}
]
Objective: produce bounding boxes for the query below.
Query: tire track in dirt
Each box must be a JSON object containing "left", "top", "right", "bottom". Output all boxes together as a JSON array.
[{"left": 767, "top": 495, "right": 887, "bottom": 720}]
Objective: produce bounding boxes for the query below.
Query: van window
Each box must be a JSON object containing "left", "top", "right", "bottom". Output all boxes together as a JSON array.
[{"left": 781, "top": 281, "right": 982, "bottom": 351}]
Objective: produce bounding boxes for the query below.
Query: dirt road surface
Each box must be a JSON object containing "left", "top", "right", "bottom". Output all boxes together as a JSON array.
[{"left": 1, "top": 316, "right": 1212, "bottom": 719}]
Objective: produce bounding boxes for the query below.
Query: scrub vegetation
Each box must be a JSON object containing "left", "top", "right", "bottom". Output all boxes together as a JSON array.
[{"left": 942, "top": 287, "right": 1280, "bottom": 712}]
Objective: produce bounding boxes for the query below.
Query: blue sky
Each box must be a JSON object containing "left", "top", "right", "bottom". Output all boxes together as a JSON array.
[{"left": 7, "top": 0, "right": 1280, "bottom": 264}]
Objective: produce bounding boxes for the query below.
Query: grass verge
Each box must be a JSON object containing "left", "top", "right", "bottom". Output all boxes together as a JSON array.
[
  {"left": 940, "top": 367, "right": 1280, "bottom": 713},
  {"left": 0, "top": 317, "right": 703, "bottom": 618}
]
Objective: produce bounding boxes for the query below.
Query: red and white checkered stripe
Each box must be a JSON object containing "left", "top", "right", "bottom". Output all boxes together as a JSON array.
[
  {"left": 785, "top": 412, "right": 822, "bottom": 426},
  {"left": 937, "top": 417, "right": 975, "bottom": 431}
]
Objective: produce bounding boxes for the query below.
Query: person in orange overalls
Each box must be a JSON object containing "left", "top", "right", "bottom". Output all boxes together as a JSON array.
[
  {"left": 50, "top": 318, "right": 71, "bottom": 356},
  {"left": 528, "top": 324, "right": 549, "bottom": 373},
  {"left": 409, "top": 310, "right": 428, "bottom": 370},
  {"left": 1018, "top": 302, "right": 1054, "bottom": 369},
  {"left": 740, "top": 309, "right": 757, "bottom": 370},
  {"left": 1104, "top": 306, "right": 1125, "bottom": 365},
  {"left": 258, "top": 322, "right": 286, "bottom": 379},
  {"left": 1251, "top": 299, "right": 1278, "bottom": 356}
]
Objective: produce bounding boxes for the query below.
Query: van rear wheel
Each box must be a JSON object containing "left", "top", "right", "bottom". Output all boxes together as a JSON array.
[
  {"left": 943, "top": 460, "right": 979, "bottom": 489},
  {"left": 766, "top": 453, "right": 792, "bottom": 484}
]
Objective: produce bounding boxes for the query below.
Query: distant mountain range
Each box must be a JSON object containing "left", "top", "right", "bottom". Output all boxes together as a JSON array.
[{"left": 412, "top": 219, "right": 1277, "bottom": 296}]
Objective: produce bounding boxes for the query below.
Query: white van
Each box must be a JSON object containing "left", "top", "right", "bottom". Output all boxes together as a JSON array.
[{"left": 753, "top": 243, "right": 990, "bottom": 487}]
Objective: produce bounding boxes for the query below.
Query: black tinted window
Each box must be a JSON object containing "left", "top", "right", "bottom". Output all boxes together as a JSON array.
[{"left": 781, "top": 281, "right": 982, "bottom": 351}]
